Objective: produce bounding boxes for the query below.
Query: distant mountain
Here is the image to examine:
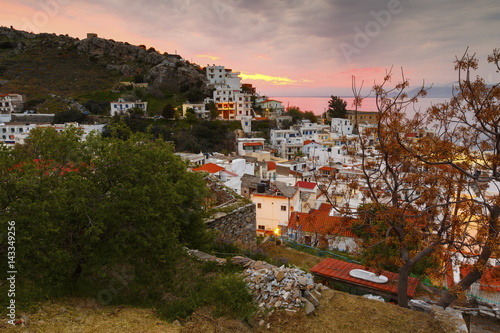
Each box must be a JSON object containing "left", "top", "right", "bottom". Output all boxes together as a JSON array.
[{"left": 407, "top": 84, "right": 454, "bottom": 98}]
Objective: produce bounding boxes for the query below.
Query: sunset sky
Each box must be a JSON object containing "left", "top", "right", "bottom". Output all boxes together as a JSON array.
[{"left": 1, "top": 0, "right": 499, "bottom": 96}]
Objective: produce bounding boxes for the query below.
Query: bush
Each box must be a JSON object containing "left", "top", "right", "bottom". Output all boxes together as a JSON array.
[
  {"left": 0, "top": 41, "right": 17, "bottom": 49},
  {"left": 206, "top": 275, "right": 255, "bottom": 319},
  {"left": 53, "top": 109, "right": 87, "bottom": 123}
]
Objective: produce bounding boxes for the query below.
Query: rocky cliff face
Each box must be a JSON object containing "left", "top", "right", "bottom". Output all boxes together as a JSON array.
[
  {"left": 76, "top": 36, "right": 207, "bottom": 90},
  {"left": 76, "top": 36, "right": 165, "bottom": 65}
]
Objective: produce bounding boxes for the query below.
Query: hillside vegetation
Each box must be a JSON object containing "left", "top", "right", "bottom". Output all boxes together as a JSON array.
[{"left": 0, "top": 26, "right": 206, "bottom": 114}]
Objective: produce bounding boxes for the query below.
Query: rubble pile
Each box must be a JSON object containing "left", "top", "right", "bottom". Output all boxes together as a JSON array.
[{"left": 231, "top": 256, "right": 333, "bottom": 315}]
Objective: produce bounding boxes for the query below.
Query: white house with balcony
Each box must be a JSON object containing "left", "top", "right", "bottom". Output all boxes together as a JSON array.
[
  {"left": 258, "top": 98, "right": 285, "bottom": 115},
  {"left": 331, "top": 118, "right": 353, "bottom": 135},
  {"left": 234, "top": 92, "right": 253, "bottom": 119},
  {"left": 237, "top": 138, "right": 265, "bottom": 156},
  {"left": 0, "top": 94, "right": 25, "bottom": 113},
  {"left": 299, "top": 120, "right": 326, "bottom": 141},
  {"left": 110, "top": 98, "right": 148, "bottom": 116}
]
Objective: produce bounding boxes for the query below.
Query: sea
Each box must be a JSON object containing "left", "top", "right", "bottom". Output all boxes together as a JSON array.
[{"left": 270, "top": 96, "right": 451, "bottom": 117}]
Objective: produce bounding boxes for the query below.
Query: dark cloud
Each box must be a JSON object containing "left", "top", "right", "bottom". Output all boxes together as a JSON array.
[{"left": 8, "top": 0, "right": 500, "bottom": 92}]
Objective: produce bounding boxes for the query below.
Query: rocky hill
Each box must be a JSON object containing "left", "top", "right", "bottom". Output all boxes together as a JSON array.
[{"left": 0, "top": 26, "right": 207, "bottom": 114}]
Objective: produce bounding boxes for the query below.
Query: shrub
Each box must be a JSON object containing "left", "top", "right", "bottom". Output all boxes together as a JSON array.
[{"left": 206, "top": 275, "right": 255, "bottom": 319}]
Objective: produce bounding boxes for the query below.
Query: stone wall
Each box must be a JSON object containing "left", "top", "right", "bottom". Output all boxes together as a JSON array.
[
  {"left": 206, "top": 203, "right": 256, "bottom": 249},
  {"left": 11, "top": 114, "right": 54, "bottom": 122}
]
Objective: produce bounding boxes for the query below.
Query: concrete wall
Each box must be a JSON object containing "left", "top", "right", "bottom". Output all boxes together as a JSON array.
[{"left": 206, "top": 203, "right": 256, "bottom": 249}]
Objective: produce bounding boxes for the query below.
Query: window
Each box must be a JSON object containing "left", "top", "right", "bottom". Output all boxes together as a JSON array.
[
  {"left": 257, "top": 203, "right": 261, "bottom": 209},
  {"left": 281, "top": 205, "right": 287, "bottom": 211},
  {"left": 258, "top": 225, "right": 265, "bottom": 230}
]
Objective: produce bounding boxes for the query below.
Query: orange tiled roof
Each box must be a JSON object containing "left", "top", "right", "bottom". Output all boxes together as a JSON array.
[
  {"left": 311, "top": 203, "right": 334, "bottom": 215},
  {"left": 261, "top": 99, "right": 281, "bottom": 104},
  {"left": 319, "top": 166, "right": 335, "bottom": 172},
  {"left": 243, "top": 142, "right": 263, "bottom": 147},
  {"left": 192, "top": 163, "right": 225, "bottom": 174},
  {"left": 460, "top": 266, "right": 500, "bottom": 292},
  {"left": 287, "top": 212, "right": 357, "bottom": 238},
  {"left": 267, "top": 161, "right": 276, "bottom": 171},
  {"left": 311, "top": 258, "right": 419, "bottom": 298},
  {"left": 295, "top": 181, "right": 317, "bottom": 190}
]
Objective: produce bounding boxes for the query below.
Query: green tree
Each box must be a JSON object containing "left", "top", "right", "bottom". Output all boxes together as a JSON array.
[
  {"left": 162, "top": 103, "right": 176, "bottom": 119},
  {"left": 0, "top": 125, "right": 212, "bottom": 305},
  {"left": 206, "top": 101, "right": 218, "bottom": 120},
  {"left": 326, "top": 96, "right": 347, "bottom": 119},
  {"left": 53, "top": 109, "right": 87, "bottom": 124},
  {"left": 303, "top": 111, "right": 318, "bottom": 123},
  {"left": 185, "top": 107, "right": 198, "bottom": 123},
  {"left": 285, "top": 106, "right": 304, "bottom": 124}
]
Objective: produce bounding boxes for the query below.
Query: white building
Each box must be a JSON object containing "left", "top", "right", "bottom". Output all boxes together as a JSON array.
[
  {"left": 299, "top": 120, "right": 325, "bottom": 141},
  {"left": 241, "top": 117, "right": 252, "bottom": 134},
  {"left": 206, "top": 65, "right": 241, "bottom": 90},
  {"left": 331, "top": 118, "right": 353, "bottom": 135},
  {"left": 280, "top": 137, "right": 304, "bottom": 160},
  {"left": 1, "top": 122, "right": 105, "bottom": 146},
  {"left": 0, "top": 122, "right": 38, "bottom": 145},
  {"left": 258, "top": 98, "right": 285, "bottom": 115},
  {"left": 0, "top": 94, "right": 25, "bottom": 113},
  {"left": 237, "top": 138, "right": 265, "bottom": 156},
  {"left": 234, "top": 92, "right": 253, "bottom": 119},
  {"left": 182, "top": 103, "right": 209, "bottom": 119},
  {"left": 252, "top": 182, "right": 299, "bottom": 233},
  {"left": 110, "top": 98, "right": 148, "bottom": 116},
  {"left": 270, "top": 129, "right": 300, "bottom": 148}
]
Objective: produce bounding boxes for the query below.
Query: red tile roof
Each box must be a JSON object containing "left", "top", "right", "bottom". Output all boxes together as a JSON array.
[
  {"left": 243, "top": 142, "right": 263, "bottom": 147},
  {"left": 310, "top": 258, "right": 419, "bottom": 298},
  {"left": 311, "top": 203, "right": 334, "bottom": 215},
  {"left": 267, "top": 161, "right": 276, "bottom": 171},
  {"left": 295, "top": 181, "right": 317, "bottom": 190},
  {"left": 319, "top": 166, "right": 335, "bottom": 172},
  {"left": 192, "top": 162, "right": 225, "bottom": 174},
  {"left": 460, "top": 266, "right": 500, "bottom": 292},
  {"left": 261, "top": 99, "right": 282, "bottom": 104},
  {"left": 287, "top": 212, "right": 357, "bottom": 238},
  {"left": 303, "top": 140, "right": 319, "bottom": 146}
]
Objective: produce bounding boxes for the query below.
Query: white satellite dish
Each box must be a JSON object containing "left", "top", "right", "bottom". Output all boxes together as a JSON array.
[{"left": 349, "top": 269, "right": 388, "bottom": 284}]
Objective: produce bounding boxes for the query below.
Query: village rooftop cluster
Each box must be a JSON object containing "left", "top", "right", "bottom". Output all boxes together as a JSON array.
[{"left": 2, "top": 59, "right": 499, "bottom": 309}]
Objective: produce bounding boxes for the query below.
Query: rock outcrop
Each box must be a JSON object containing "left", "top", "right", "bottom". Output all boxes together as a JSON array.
[{"left": 76, "top": 37, "right": 165, "bottom": 65}]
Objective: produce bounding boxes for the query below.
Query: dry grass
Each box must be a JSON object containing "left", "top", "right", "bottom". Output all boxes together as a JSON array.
[
  {"left": 0, "top": 243, "right": 455, "bottom": 332},
  {"left": 1, "top": 298, "right": 180, "bottom": 333},
  {"left": 252, "top": 291, "right": 446, "bottom": 333},
  {"left": 258, "top": 240, "right": 323, "bottom": 271}
]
